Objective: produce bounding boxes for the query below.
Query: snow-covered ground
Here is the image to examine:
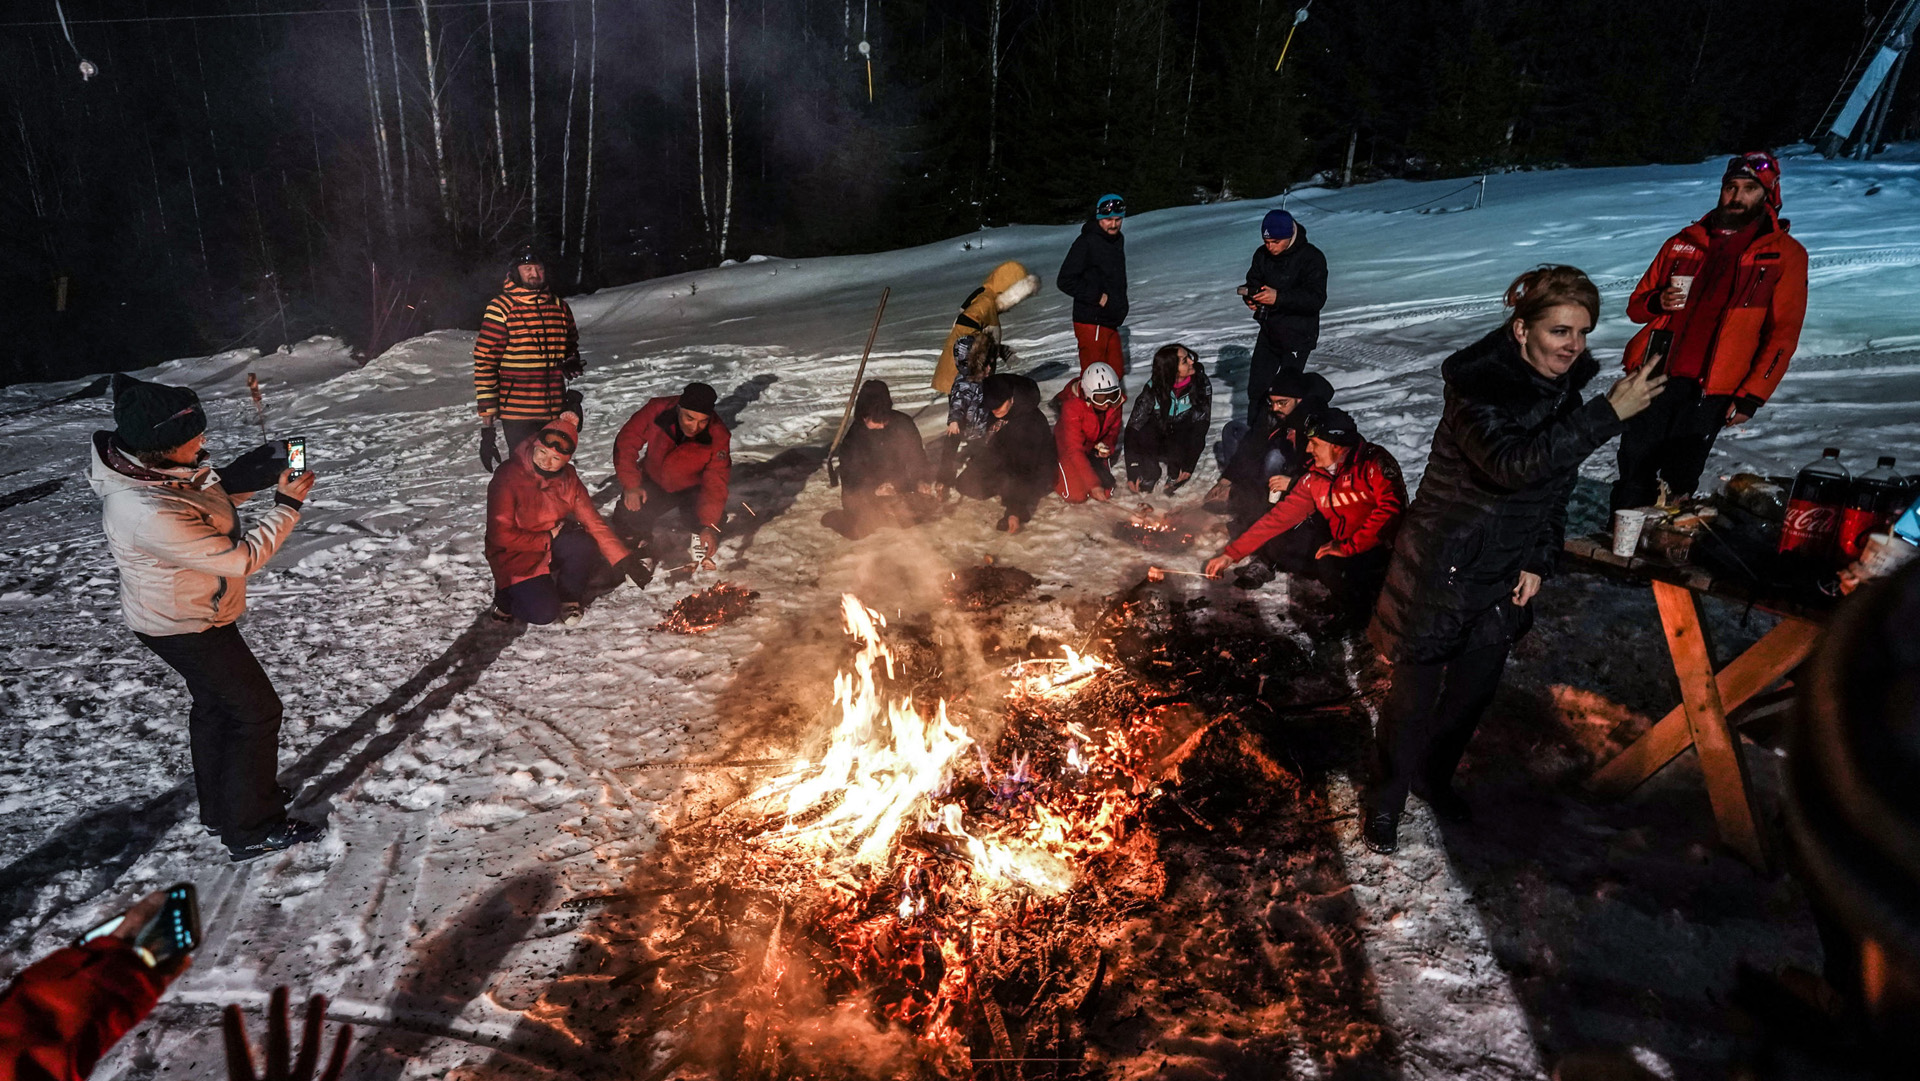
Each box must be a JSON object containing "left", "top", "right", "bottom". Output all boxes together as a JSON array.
[{"left": 4, "top": 147, "right": 1918, "bottom": 1079}]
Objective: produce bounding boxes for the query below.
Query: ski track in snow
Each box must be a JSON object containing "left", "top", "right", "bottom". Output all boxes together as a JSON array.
[{"left": 4, "top": 151, "right": 1920, "bottom": 1079}]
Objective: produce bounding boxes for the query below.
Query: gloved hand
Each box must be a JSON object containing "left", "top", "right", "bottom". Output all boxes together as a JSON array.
[
  {"left": 221, "top": 441, "right": 288, "bottom": 493},
  {"left": 616, "top": 553, "right": 653, "bottom": 590},
  {"left": 560, "top": 388, "right": 585, "bottom": 424},
  {"left": 561, "top": 356, "right": 585, "bottom": 380},
  {"left": 479, "top": 422, "right": 502, "bottom": 473}
]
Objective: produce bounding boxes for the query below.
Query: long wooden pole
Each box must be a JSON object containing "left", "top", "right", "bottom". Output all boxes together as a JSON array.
[{"left": 826, "top": 286, "right": 890, "bottom": 487}]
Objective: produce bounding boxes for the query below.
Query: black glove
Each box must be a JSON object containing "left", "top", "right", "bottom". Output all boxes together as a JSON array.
[
  {"left": 616, "top": 553, "right": 653, "bottom": 590},
  {"left": 560, "top": 388, "right": 585, "bottom": 424},
  {"left": 221, "top": 441, "right": 288, "bottom": 493},
  {"left": 561, "top": 356, "right": 585, "bottom": 380},
  {"left": 479, "top": 423, "right": 502, "bottom": 473}
]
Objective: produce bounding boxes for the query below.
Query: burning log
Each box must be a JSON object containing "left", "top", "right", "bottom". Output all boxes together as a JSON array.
[{"left": 656, "top": 582, "right": 760, "bottom": 634}]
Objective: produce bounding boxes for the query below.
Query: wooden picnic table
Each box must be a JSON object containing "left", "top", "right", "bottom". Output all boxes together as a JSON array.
[{"left": 1562, "top": 533, "right": 1831, "bottom": 870}]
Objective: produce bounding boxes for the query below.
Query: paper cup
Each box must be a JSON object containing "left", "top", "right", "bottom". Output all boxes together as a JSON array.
[
  {"left": 1612, "top": 509, "right": 1650, "bottom": 558},
  {"left": 1670, "top": 274, "right": 1695, "bottom": 306},
  {"left": 1858, "top": 533, "right": 1920, "bottom": 578}
]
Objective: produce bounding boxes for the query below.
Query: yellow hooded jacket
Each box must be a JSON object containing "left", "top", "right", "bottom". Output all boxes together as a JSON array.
[{"left": 932, "top": 260, "right": 1040, "bottom": 394}]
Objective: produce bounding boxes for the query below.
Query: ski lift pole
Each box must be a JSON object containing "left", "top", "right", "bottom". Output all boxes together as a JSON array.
[
  {"left": 859, "top": 40, "right": 874, "bottom": 102},
  {"left": 1273, "top": 4, "right": 1311, "bottom": 72},
  {"left": 827, "top": 286, "right": 891, "bottom": 488}
]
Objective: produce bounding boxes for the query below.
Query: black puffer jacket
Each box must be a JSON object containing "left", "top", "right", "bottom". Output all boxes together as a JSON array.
[
  {"left": 968, "top": 375, "right": 1058, "bottom": 522},
  {"left": 1370, "top": 327, "right": 1625, "bottom": 664},
  {"left": 1243, "top": 228, "right": 1329, "bottom": 352},
  {"left": 1124, "top": 366, "right": 1213, "bottom": 474},
  {"left": 839, "top": 412, "right": 930, "bottom": 495},
  {"left": 1056, "top": 219, "right": 1129, "bottom": 328}
]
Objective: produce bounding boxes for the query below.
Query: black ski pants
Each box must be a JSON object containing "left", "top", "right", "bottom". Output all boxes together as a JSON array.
[
  {"left": 1229, "top": 485, "right": 1329, "bottom": 576},
  {"left": 134, "top": 622, "right": 287, "bottom": 846},
  {"left": 1247, "top": 337, "right": 1310, "bottom": 417},
  {"left": 1611, "top": 379, "right": 1733, "bottom": 510},
  {"left": 1313, "top": 546, "right": 1393, "bottom": 631},
  {"left": 1367, "top": 643, "right": 1510, "bottom": 815},
  {"left": 495, "top": 527, "right": 610, "bottom": 624},
  {"left": 611, "top": 477, "right": 702, "bottom": 554}
]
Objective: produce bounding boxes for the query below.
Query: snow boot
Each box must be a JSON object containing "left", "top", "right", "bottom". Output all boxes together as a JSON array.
[
  {"left": 228, "top": 817, "right": 326, "bottom": 862},
  {"left": 1234, "top": 559, "right": 1277, "bottom": 590},
  {"left": 559, "top": 602, "right": 584, "bottom": 627},
  {"left": 1362, "top": 805, "right": 1399, "bottom": 854}
]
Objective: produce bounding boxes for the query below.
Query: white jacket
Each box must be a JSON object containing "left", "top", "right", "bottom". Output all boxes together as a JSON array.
[{"left": 87, "top": 432, "right": 301, "bottom": 637}]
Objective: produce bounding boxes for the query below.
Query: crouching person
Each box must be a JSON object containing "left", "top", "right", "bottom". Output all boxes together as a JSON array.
[
  {"left": 487, "top": 413, "right": 644, "bottom": 625},
  {"left": 1054, "top": 361, "right": 1125, "bottom": 504},
  {"left": 88, "top": 375, "right": 322, "bottom": 861},
  {"left": 955, "top": 373, "right": 1057, "bottom": 534},
  {"left": 1125, "top": 344, "right": 1212, "bottom": 495},
  {"left": 833, "top": 380, "right": 935, "bottom": 539},
  {"left": 612, "top": 382, "right": 731, "bottom": 571},
  {"left": 1205, "top": 408, "right": 1405, "bottom": 632}
]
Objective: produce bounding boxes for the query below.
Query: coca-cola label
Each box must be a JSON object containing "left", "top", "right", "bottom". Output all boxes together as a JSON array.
[{"left": 1779, "top": 499, "right": 1840, "bottom": 554}]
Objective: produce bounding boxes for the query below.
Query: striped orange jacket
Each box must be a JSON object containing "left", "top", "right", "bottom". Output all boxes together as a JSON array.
[{"left": 474, "top": 279, "right": 579, "bottom": 420}]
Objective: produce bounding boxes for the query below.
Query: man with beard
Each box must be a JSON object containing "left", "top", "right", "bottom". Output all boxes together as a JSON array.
[
  {"left": 474, "top": 247, "right": 584, "bottom": 470},
  {"left": 1610, "top": 151, "right": 1808, "bottom": 510},
  {"left": 1056, "top": 194, "right": 1129, "bottom": 372}
]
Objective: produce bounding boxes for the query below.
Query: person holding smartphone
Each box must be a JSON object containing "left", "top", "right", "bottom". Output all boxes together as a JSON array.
[
  {"left": 1240, "top": 209, "right": 1329, "bottom": 413},
  {"left": 87, "top": 375, "right": 324, "bottom": 861},
  {"left": 1610, "top": 151, "right": 1809, "bottom": 510},
  {"left": 1364, "top": 266, "right": 1668, "bottom": 854}
]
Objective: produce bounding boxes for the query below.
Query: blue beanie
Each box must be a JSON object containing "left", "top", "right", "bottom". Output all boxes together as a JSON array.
[
  {"left": 1094, "top": 193, "right": 1126, "bottom": 220},
  {"left": 1261, "top": 209, "right": 1296, "bottom": 241}
]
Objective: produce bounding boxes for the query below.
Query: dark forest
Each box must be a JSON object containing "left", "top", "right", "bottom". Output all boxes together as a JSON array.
[{"left": 2, "top": 0, "right": 1909, "bottom": 386}]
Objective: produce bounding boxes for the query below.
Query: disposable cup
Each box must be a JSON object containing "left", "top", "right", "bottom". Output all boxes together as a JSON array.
[
  {"left": 1858, "top": 533, "right": 1920, "bottom": 578},
  {"left": 1670, "top": 274, "right": 1695, "bottom": 306},
  {"left": 1612, "top": 508, "right": 1651, "bottom": 558}
]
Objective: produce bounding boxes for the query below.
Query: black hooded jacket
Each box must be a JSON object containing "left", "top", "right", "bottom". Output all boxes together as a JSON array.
[
  {"left": 965, "top": 374, "right": 1057, "bottom": 522},
  {"left": 838, "top": 382, "right": 931, "bottom": 496},
  {"left": 1125, "top": 365, "right": 1213, "bottom": 475},
  {"left": 1243, "top": 226, "right": 1329, "bottom": 352},
  {"left": 1370, "top": 327, "right": 1625, "bottom": 664},
  {"left": 1056, "top": 219, "right": 1129, "bottom": 328}
]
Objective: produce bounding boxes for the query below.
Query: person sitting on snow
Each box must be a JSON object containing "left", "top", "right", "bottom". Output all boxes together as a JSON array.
[
  {"left": 1211, "top": 368, "right": 1336, "bottom": 587},
  {"left": 612, "top": 382, "right": 732, "bottom": 571},
  {"left": 939, "top": 333, "right": 1002, "bottom": 487},
  {"left": 830, "top": 379, "right": 935, "bottom": 539},
  {"left": 955, "top": 373, "right": 1057, "bottom": 534},
  {"left": 88, "top": 374, "right": 323, "bottom": 861},
  {"left": 931, "top": 261, "right": 1039, "bottom": 395},
  {"left": 1204, "top": 408, "right": 1406, "bottom": 632},
  {"left": 1054, "top": 361, "right": 1126, "bottom": 504},
  {"left": 487, "top": 411, "right": 644, "bottom": 625},
  {"left": 1124, "top": 344, "right": 1212, "bottom": 496}
]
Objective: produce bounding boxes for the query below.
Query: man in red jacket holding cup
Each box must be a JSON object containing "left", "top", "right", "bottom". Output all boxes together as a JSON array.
[
  {"left": 612, "top": 382, "right": 733, "bottom": 571},
  {"left": 1205, "top": 408, "right": 1406, "bottom": 632}
]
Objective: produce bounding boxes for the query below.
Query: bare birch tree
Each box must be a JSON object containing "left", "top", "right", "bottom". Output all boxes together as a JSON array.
[
  {"left": 987, "top": 0, "right": 1001, "bottom": 172},
  {"left": 416, "top": 0, "right": 452, "bottom": 224},
  {"left": 487, "top": 0, "right": 508, "bottom": 189},
  {"left": 577, "top": 0, "right": 597, "bottom": 279},
  {"left": 691, "top": 0, "right": 711, "bottom": 244},
  {"left": 384, "top": 0, "right": 411, "bottom": 216},
  {"left": 560, "top": 10, "right": 579, "bottom": 259},
  {"left": 358, "top": 1, "right": 395, "bottom": 238},
  {"left": 528, "top": 0, "right": 539, "bottom": 238},
  {"left": 718, "top": 0, "right": 734, "bottom": 257}
]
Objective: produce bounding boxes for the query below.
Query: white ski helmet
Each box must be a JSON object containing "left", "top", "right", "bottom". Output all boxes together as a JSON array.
[{"left": 1082, "top": 362, "right": 1123, "bottom": 404}]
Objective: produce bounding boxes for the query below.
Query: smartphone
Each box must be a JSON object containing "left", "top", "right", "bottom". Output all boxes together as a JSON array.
[
  {"left": 1643, "top": 328, "right": 1674, "bottom": 371},
  {"left": 134, "top": 884, "right": 201, "bottom": 968},
  {"left": 76, "top": 883, "right": 201, "bottom": 968},
  {"left": 285, "top": 437, "right": 308, "bottom": 478}
]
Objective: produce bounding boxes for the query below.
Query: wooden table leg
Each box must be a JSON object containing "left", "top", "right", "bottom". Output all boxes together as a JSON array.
[
  {"left": 1647, "top": 580, "right": 1768, "bottom": 868},
  {"left": 1588, "top": 614, "right": 1821, "bottom": 798}
]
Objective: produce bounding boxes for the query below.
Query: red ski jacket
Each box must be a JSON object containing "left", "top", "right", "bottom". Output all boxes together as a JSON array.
[
  {"left": 612, "top": 397, "right": 732, "bottom": 528},
  {"left": 1622, "top": 207, "right": 1807, "bottom": 408},
  {"left": 0, "top": 940, "right": 165, "bottom": 1081},
  {"left": 1052, "top": 378, "right": 1125, "bottom": 503},
  {"left": 485, "top": 415, "right": 630, "bottom": 589},
  {"left": 1224, "top": 442, "right": 1406, "bottom": 561}
]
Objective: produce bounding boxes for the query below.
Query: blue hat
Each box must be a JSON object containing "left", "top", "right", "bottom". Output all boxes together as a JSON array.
[
  {"left": 1094, "top": 194, "right": 1126, "bottom": 220},
  {"left": 1261, "top": 209, "right": 1296, "bottom": 241}
]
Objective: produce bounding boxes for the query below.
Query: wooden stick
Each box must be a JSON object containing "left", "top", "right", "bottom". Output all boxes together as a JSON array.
[{"left": 826, "top": 286, "right": 891, "bottom": 487}]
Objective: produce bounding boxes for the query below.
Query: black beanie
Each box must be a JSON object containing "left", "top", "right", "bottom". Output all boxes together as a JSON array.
[
  {"left": 1309, "top": 407, "right": 1362, "bottom": 448},
  {"left": 1266, "top": 369, "right": 1314, "bottom": 401},
  {"left": 854, "top": 378, "right": 893, "bottom": 422},
  {"left": 982, "top": 373, "right": 1022, "bottom": 412},
  {"left": 679, "top": 382, "right": 719, "bottom": 415},
  {"left": 112, "top": 373, "right": 207, "bottom": 453}
]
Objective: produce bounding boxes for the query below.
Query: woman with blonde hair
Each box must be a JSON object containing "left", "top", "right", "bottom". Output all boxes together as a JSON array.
[{"left": 1363, "top": 265, "right": 1668, "bottom": 853}]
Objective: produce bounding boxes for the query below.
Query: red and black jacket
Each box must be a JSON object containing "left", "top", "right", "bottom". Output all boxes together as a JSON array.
[
  {"left": 1224, "top": 441, "right": 1406, "bottom": 561},
  {"left": 612, "top": 396, "right": 732, "bottom": 529}
]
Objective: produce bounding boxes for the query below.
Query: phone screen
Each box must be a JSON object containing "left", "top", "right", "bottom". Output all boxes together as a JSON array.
[
  {"left": 286, "top": 437, "right": 307, "bottom": 476},
  {"left": 133, "top": 884, "right": 201, "bottom": 968}
]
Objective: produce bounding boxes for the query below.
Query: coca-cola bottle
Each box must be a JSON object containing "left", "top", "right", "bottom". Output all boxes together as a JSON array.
[
  {"left": 1776, "top": 448, "right": 1849, "bottom": 580},
  {"left": 1839, "top": 456, "right": 1909, "bottom": 561}
]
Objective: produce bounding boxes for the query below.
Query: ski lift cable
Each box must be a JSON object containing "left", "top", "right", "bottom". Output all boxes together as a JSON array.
[{"left": 4, "top": 0, "right": 586, "bottom": 30}]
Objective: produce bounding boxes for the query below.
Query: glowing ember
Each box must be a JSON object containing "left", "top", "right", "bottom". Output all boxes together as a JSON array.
[
  {"left": 1113, "top": 506, "right": 1197, "bottom": 552},
  {"left": 1007, "top": 646, "right": 1113, "bottom": 698},
  {"left": 655, "top": 581, "right": 759, "bottom": 633}
]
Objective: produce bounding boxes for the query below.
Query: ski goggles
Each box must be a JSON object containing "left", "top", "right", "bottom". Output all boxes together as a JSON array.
[
  {"left": 1088, "top": 389, "right": 1123, "bottom": 408},
  {"left": 1094, "top": 196, "right": 1127, "bottom": 219},
  {"left": 1727, "top": 152, "right": 1778, "bottom": 177},
  {"left": 537, "top": 432, "right": 577, "bottom": 455}
]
